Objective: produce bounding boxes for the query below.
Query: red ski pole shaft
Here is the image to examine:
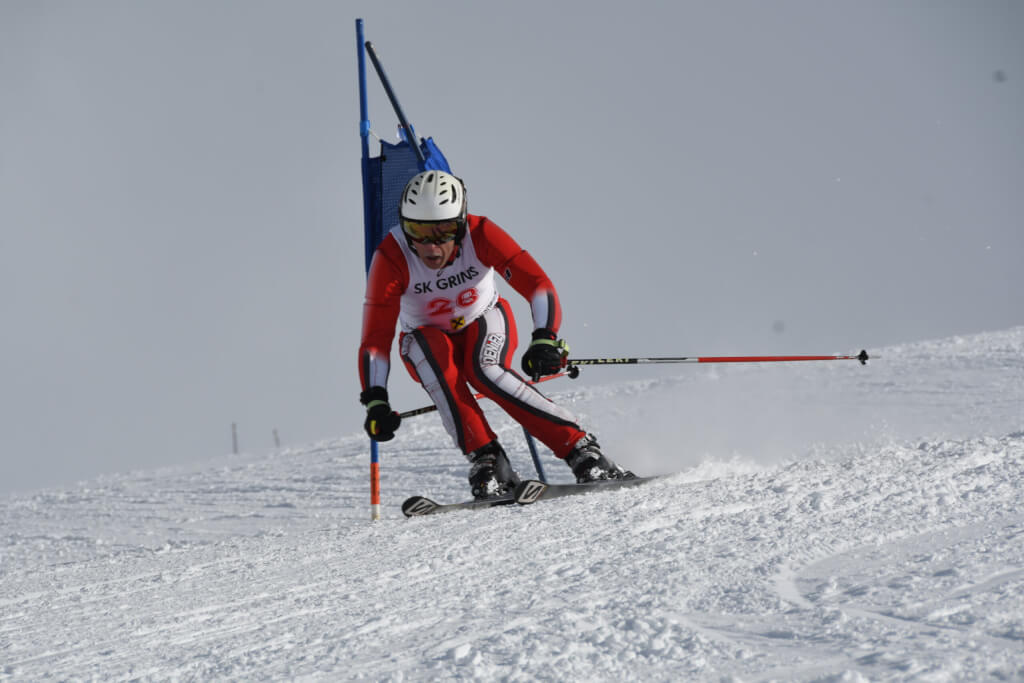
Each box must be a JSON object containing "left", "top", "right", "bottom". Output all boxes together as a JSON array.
[{"left": 565, "top": 350, "right": 869, "bottom": 376}]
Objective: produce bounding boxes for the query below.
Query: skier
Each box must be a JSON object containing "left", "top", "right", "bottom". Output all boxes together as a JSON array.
[{"left": 358, "top": 170, "right": 631, "bottom": 499}]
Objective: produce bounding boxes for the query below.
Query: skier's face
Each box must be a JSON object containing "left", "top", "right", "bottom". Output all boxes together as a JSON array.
[{"left": 411, "top": 238, "right": 456, "bottom": 270}]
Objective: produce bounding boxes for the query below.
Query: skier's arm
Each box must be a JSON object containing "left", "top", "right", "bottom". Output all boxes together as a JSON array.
[
  {"left": 472, "top": 217, "right": 562, "bottom": 333},
  {"left": 358, "top": 238, "right": 407, "bottom": 392}
]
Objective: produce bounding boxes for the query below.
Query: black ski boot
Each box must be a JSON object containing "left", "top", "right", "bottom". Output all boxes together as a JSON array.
[
  {"left": 467, "top": 441, "right": 521, "bottom": 500},
  {"left": 565, "top": 434, "right": 634, "bottom": 483}
]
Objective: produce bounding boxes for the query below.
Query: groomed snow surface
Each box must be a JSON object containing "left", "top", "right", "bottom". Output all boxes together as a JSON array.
[{"left": 3, "top": 328, "right": 1023, "bottom": 681}]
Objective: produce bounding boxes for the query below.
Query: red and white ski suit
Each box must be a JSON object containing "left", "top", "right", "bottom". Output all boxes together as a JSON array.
[{"left": 358, "top": 214, "right": 586, "bottom": 457}]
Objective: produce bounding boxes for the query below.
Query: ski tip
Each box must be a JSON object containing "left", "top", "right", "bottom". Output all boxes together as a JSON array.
[
  {"left": 514, "top": 479, "right": 549, "bottom": 505},
  {"left": 402, "top": 496, "right": 440, "bottom": 517}
]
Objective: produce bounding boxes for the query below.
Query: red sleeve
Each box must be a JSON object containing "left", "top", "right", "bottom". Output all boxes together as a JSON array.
[
  {"left": 358, "top": 234, "right": 408, "bottom": 391},
  {"left": 469, "top": 215, "right": 562, "bottom": 332}
]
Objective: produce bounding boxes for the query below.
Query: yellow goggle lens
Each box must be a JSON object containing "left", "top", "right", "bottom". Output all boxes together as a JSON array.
[{"left": 401, "top": 219, "right": 460, "bottom": 244}]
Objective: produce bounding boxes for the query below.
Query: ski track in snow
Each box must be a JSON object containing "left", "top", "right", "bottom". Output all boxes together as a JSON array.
[{"left": 2, "top": 328, "right": 1023, "bottom": 681}]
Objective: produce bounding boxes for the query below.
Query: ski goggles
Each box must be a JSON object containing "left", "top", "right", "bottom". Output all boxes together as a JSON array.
[{"left": 401, "top": 218, "right": 461, "bottom": 245}]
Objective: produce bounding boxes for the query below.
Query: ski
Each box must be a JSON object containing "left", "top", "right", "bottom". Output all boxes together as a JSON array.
[
  {"left": 514, "top": 476, "right": 656, "bottom": 505},
  {"left": 403, "top": 476, "right": 659, "bottom": 516},
  {"left": 401, "top": 493, "right": 517, "bottom": 517}
]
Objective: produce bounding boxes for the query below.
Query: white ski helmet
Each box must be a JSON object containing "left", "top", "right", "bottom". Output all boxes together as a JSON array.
[{"left": 400, "top": 170, "right": 467, "bottom": 223}]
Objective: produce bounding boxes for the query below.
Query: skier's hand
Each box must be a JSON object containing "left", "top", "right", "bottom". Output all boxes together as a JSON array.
[
  {"left": 361, "top": 387, "right": 401, "bottom": 441},
  {"left": 521, "top": 328, "right": 569, "bottom": 380}
]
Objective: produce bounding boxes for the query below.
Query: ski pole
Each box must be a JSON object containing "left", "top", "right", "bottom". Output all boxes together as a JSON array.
[
  {"left": 399, "top": 371, "right": 568, "bottom": 419},
  {"left": 565, "top": 350, "right": 869, "bottom": 377}
]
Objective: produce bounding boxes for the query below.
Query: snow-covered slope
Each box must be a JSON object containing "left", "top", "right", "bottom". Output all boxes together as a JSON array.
[{"left": 3, "top": 328, "right": 1023, "bottom": 681}]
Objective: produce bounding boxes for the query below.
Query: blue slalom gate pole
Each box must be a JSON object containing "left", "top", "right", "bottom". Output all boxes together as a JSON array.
[
  {"left": 363, "top": 41, "right": 425, "bottom": 166},
  {"left": 356, "top": 19, "right": 381, "bottom": 521},
  {"left": 523, "top": 427, "right": 548, "bottom": 483}
]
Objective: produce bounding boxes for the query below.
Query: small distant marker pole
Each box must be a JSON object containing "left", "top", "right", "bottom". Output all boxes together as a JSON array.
[{"left": 232, "top": 423, "right": 239, "bottom": 455}]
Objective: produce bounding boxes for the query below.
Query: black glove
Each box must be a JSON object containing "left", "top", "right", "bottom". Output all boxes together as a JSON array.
[
  {"left": 360, "top": 387, "right": 401, "bottom": 442},
  {"left": 521, "top": 328, "right": 569, "bottom": 380}
]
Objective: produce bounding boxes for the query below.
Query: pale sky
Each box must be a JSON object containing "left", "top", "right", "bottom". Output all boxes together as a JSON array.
[{"left": 2, "top": 1, "right": 1021, "bottom": 494}]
